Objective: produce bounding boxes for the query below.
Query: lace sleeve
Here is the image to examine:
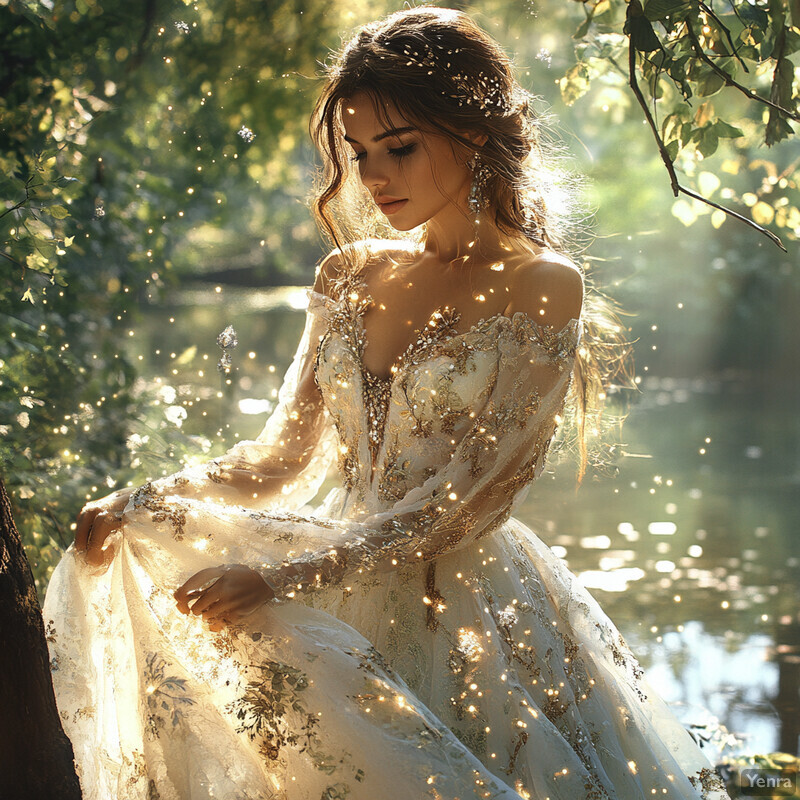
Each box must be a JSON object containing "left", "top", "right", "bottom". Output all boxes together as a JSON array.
[
  {"left": 146, "top": 290, "right": 337, "bottom": 512},
  {"left": 258, "top": 314, "right": 580, "bottom": 599}
]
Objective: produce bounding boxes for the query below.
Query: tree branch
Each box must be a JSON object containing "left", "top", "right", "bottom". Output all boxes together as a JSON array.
[
  {"left": 0, "top": 251, "right": 25, "bottom": 270},
  {"left": 699, "top": 0, "right": 749, "bottom": 72},
  {"left": 626, "top": 18, "right": 787, "bottom": 252},
  {"left": 0, "top": 198, "right": 29, "bottom": 223},
  {"left": 685, "top": 19, "right": 800, "bottom": 123}
]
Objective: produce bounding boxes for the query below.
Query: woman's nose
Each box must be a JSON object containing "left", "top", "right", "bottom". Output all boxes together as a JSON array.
[{"left": 359, "top": 158, "right": 389, "bottom": 192}]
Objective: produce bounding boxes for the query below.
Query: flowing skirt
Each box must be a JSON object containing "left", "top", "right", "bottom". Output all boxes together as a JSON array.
[{"left": 42, "top": 488, "right": 730, "bottom": 800}]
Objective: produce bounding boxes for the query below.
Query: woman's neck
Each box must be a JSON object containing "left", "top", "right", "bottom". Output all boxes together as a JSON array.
[{"left": 422, "top": 204, "right": 522, "bottom": 269}]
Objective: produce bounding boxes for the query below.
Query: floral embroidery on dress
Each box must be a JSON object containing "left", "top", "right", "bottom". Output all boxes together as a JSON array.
[
  {"left": 132, "top": 482, "right": 187, "bottom": 540},
  {"left": 227, "top": 658, "right": 321, "bottom": 763},
  {"left": 142, "top": 652, "right": 195, "bottom": 740}
]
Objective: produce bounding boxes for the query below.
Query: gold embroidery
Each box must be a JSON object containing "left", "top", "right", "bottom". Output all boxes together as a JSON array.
[
  {"left": 132, "top": 482, "right": 187, "bottom": 541},
  {"left": 503, "top": 729, "right": 529, "bottom": 775},
  {"left": 425, "top": 561, "right": 447, "bottom": 633},
  {"left": 687, "top": 766, "right": 728, "bottom": 799},
  {"left": 362, "top": 367, "right": 393, "bottom": 467},
  {"left": 142, "top": 652, "right": 195, "bottom": 740},
  {"left": 359, "top": 305, "right": 462, "bottom": 467},
  {"left": 377, "top": 440, "right": 413, "bottom": 502},
  {"left": 226, "top": 658, "right": 321, "bottom": 763}
]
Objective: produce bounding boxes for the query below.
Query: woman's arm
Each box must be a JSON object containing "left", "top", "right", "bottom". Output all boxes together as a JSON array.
[
  {"left": 255, "top": 258, "right": 584, "bottom": 599},
  {"left": 76, "top": 250, "right": 344, "bottom": 564},
  {"left": 175, "top": 258, "right": 583, "bottom": 625}
]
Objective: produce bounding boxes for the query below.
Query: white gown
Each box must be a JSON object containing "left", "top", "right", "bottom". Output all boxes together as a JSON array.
[{"left": 43, "top": 269, "right": 731, "bottom": 800}]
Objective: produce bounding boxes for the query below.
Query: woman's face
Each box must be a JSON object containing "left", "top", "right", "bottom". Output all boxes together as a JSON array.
[{"left": 341, "top": 91, "right": 473, "bottom": 230}]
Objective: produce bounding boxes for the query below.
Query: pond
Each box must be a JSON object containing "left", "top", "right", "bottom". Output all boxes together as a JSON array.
[{"left": 132, "top": 280, "right": 800, "bottom": 763}]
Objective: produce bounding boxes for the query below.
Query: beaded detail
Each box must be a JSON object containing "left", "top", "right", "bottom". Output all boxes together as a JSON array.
[
  {"left": 361, "top": 367, "right": 392, "bottom": 470},
  {"left": 360, "top": 304, "right": 463, "bottom": 471}
]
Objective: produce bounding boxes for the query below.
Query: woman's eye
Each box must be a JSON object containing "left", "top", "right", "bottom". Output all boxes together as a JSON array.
[
  {"left": 389, "top": 143, "right": 416, "bottom": 159},
  {"left": 350, "top": 143, "right": 416, "bottom": 164}
]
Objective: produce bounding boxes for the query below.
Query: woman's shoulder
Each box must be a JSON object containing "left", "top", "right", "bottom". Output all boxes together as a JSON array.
[
  {"left": 313, "top": 239, "right": 418, "bottom": 297},
  {"left": 505, "top": 248, "right": 584, "bottom": 329}
]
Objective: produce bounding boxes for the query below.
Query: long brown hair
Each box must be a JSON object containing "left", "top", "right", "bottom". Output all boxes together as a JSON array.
[{"left": 309, "top": 6, "right": 633, "bottom": 483}]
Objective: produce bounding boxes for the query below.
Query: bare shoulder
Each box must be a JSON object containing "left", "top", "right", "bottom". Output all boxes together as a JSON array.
[
  {"left": 313, "top": 238, "right": 417, "bottom": 297},
  {"left": 312, "top": 248, "right": 345, "bottom": 297},
  {"left": 507, "top": 251, "right": 584, "bottom": 330}
]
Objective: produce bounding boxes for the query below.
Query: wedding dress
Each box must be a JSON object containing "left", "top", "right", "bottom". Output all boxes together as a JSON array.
[{"left": 43, "top": 268, "right": 731, "bottom": 800}]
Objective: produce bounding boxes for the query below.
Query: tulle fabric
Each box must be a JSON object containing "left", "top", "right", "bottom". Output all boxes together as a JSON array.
[{"left": 42, "top": 273, "right": 730, "bottom": 799}]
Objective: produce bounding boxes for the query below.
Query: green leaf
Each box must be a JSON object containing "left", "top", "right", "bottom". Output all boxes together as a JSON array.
[
  {"left": 712, "top": 120, "right": 744, "bottom": 138},
  {"left": 766, "top": 50, "right": 796, "bottom": 146},
  {"left": 667, "top": 56, "right": 692, "bottom": 99},
  {"left": 738, "top": 3, "right": 769, "bottom": 30},
  {"left": 559, "top": 63, "right": 591, "bottom": 106},
  {"left": 765, "top": 113, "right": 793, "bottom": 147},
  {"left": 695, "top": 69, "right": 726, "bottom": 97},
  {"left": 665, "top": 140, "right": 680, "bottom": 161},
  {"left": 573, "top": 16, "right": 592, "bottom": 40},
  {"left": 642, "top": 0, "right": 686, "bottom": 22},
  {"left": 697, "top": 127, "right": 719, "bottom": 158},
  {"left": 626, "top": 15, "right": 663, "bottom": 52},
  {"left": 46, "top": 205, "right": 69, "bottom": 219},
  {"left": 783, "top": 26, "right": 800, "bottom": 56}
]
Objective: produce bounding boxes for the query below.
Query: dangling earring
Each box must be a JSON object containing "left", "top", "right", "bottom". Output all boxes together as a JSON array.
[{"left": 467, "top": 152, "right": 491, "bottom": 216}]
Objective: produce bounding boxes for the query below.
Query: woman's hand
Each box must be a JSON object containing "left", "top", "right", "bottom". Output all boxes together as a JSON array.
[
  {"left": 173, "top": 565, "right": 276, "bottom": 632},
  {"left": 75, "top": 487, "right": 134, "bottom": 566}
]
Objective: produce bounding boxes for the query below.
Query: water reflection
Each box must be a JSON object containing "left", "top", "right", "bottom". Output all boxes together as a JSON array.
[{"left": 135, "top": 284, "right": 800, "bottom": 760}]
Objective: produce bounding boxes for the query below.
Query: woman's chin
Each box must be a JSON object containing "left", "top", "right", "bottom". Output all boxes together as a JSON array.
[{"left": 387, "top": 215, "right": 425, "bottom": 233}]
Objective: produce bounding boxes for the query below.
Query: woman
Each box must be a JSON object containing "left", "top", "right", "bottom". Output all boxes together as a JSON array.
[{"left": 44, "top": 8, "right": 731, "bottom": 800}]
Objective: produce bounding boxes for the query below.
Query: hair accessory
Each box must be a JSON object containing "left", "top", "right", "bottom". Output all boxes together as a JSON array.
[{"left": 467, "top": 152, "right": 491, "bottom": 215}]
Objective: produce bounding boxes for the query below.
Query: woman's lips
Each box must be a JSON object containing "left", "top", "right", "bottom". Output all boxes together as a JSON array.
[{"left": 377, "top": 198, "right": 408, "bottom": 215}]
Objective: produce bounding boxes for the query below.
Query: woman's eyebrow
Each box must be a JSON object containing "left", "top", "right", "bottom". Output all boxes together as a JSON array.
[{"left": 343, "top": 126, "right": 417, "bottom": 145}]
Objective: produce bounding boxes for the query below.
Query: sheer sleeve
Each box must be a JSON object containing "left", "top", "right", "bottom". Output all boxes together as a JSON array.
[
  {"left": 257, "top": 314, "right": 580, "bottom": 600},
  {"left": 146, "top": 290, "right": 337, "bottom": 512}
]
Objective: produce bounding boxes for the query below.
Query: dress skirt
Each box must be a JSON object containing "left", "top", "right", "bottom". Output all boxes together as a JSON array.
[{"left": 42, "top": 485, "right": 731, "bottom": 800}]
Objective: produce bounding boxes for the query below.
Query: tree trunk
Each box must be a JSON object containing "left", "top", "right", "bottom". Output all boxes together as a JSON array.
[{"left": 0, "top": 477, "right": 82, "bottom": 799}]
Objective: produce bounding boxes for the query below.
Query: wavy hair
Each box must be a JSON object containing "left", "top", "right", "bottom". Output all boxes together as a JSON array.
[{"left": 308, "top": 6, "right": 633, "bottom": 482}]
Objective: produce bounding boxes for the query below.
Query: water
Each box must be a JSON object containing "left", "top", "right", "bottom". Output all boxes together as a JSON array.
[{"left": 133, "top": 282, "right": 800, "bottom": 761}]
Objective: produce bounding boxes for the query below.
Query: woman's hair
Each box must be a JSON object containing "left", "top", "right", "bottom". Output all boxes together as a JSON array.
[{"left": 309, "top": 5, "right": 633, "bottom": 483}]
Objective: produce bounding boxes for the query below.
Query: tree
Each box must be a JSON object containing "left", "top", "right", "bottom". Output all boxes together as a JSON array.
[
  {"left": 562, "top": 0, "right": 799, "bottom": 249},
  {"left": 0, "top": 478, "right": 81, "bottom": 798}
]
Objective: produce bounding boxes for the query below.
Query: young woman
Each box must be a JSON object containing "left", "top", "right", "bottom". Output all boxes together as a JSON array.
[{"left": 44, "top": 8, "right": 731, "bottom": 799}]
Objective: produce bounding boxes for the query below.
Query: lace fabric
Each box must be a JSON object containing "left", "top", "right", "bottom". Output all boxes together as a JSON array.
[
  {"left": 255, "top": 280, "right": 582, "bottom": 602},
  {"left": 41, "top": 269, "right": 732, "bottom": 800}
]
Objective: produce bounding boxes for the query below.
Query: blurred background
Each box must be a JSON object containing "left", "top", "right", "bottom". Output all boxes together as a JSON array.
[{"left": 2, "top": 0, "right": 798, "bottom": 767}]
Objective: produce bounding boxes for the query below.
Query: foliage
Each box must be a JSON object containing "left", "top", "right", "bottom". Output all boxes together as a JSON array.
[
  {"left": 0, "top": 0, "right": 360, "bottom": 595},
  {"left": 562, "top": 0, "right": 799, "bottom": 247},
  {"left": 1, "top": 0, "right": 797, "bottom": 603}
]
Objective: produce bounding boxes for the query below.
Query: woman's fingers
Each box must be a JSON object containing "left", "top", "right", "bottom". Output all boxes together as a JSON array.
[
  {"left": 188, "top": 585, "right": 225, "bottom": 617},
  {"left": 75, "top": 488, "right": 131, "bottom": 553},
  {"left": 174, "top": 565, "right": 273, "bottom": 630},
  {"left": 84, "top": 510, "right": 122, "bottom": 565},
  {"left": 174, "top": 567, "right": 227, "bottom": 614},
  {"left": 75, "top": 506, "right": 99, "bottom": 552}
]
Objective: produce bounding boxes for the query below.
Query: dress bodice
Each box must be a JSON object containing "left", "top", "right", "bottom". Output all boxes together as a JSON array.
[
  {"left": 137, "top": 270, "right": 582, "bottom": 600},
  {"left": 307, "top": 272, "right": 581, "bottom": 519}
]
